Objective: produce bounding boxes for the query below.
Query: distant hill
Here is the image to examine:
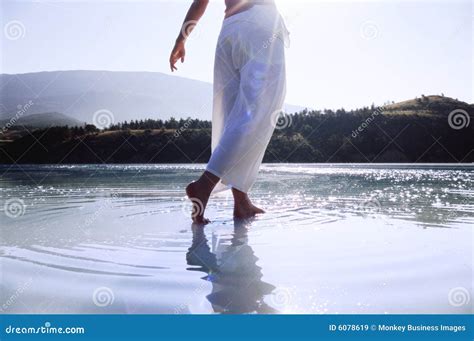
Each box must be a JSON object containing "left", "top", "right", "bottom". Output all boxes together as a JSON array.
[
  {"left": 0, "top": 112, "right": 83, "bottom": 129},
  {"left": 383, "top": 95, "right": 473, "bottom": 116},
  {"left": 0, "top": 70, "right": 306, "bottom": 123}
]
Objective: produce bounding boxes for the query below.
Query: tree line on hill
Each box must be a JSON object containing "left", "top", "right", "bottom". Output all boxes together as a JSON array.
[{"left": 0, "top": 100, "right": 472, "bottom": 164}]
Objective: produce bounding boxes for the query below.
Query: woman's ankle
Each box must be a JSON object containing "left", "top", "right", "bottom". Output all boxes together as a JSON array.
[
  {"left": 200, "top": 171, "right": 220, "bottom": 187},
  {"left": 232, "top": 189, "right": 250, "bottom": 205},
  {"left": 193, "top": 172, "right": 219, "bottom": 196}
]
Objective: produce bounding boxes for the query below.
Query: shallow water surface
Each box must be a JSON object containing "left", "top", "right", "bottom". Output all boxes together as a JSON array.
[{"left": 1, "top": 164, "right": 472, "bottom": 314}]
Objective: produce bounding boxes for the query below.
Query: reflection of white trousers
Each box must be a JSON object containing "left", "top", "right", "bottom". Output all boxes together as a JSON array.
[{"left": 206, "top": 5, "right": 289, "bottom": 193}]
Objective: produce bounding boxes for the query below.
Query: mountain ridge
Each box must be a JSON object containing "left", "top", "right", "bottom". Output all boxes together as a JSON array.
[
  {"left": 0, "top": 112, "right": 84, "bottom": 129},
  {"left": 0, "top": 70, "right": 307, "bottom": 122}
]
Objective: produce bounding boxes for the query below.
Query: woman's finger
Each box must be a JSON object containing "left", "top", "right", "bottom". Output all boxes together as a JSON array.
[{"left": 170, "top": 52, "right": 178, "bottom": 71}]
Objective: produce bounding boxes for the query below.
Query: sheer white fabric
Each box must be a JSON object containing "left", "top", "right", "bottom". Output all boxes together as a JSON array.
[{"left": 206, "top": 5, "right": 289, "bottom": 193}]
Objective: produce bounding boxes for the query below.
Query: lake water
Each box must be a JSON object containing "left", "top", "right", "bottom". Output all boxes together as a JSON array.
[{"left": 0, "top": 164, "right": 472, "bottom": 314}]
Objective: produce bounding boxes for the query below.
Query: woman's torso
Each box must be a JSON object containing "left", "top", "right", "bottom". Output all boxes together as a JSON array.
[{"left": 224, "top": 0, "right": 275, "bottom": 18}]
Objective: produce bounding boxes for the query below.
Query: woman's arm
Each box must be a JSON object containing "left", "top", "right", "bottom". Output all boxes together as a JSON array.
[{"left": 169, "top": 0, "right": 210, "bottom": 72}]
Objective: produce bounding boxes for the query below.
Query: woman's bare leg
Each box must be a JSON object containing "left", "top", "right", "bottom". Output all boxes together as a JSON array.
[
  {"left": 186, "top": 171, "right": 220, "bottom": 224},
  {"left": 232, "top": 188, "right": 265, "bottom": 219}
]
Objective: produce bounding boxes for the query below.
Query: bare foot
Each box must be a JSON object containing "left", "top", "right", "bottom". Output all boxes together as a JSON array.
[
  {"left": 234, "top": 198, "right": 265, "bottom": 219},
  {"left": 186, "top": 181, "right": 211, "bottom": 225}
]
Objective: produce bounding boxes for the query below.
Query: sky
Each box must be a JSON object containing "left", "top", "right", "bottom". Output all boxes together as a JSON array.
[{"left": 1, "top": 0, "right": 472, "bottom": 109}]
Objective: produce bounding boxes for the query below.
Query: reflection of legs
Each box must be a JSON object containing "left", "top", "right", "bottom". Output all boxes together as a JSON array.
[
  {"left": 186, "top": 171, "right": 220, "bottom": 225},
  {"left": 232, "top": 187, "right": 264, "bottom": 219}
]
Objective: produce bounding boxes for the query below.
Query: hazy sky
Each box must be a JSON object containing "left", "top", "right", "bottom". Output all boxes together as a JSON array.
[{"left": 1, "top": 0, "right": 472, "bottom": 109}]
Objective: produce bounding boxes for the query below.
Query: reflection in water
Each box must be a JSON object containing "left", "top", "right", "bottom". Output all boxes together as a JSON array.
[{"left": 186, "top": 219, "right": 277, "bottom": 314}]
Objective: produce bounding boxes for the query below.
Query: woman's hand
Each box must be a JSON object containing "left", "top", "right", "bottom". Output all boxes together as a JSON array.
[
  {"left": 169, "top": 0, "right": 209, "bottom": 72},
  {"left": 170, "top": 40, "right": 186, "bottom": 72}
]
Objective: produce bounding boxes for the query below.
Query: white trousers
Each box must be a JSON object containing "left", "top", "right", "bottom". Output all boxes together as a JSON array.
[{"left": 206, "top": 5, "right": 289, "bottom": 193}]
